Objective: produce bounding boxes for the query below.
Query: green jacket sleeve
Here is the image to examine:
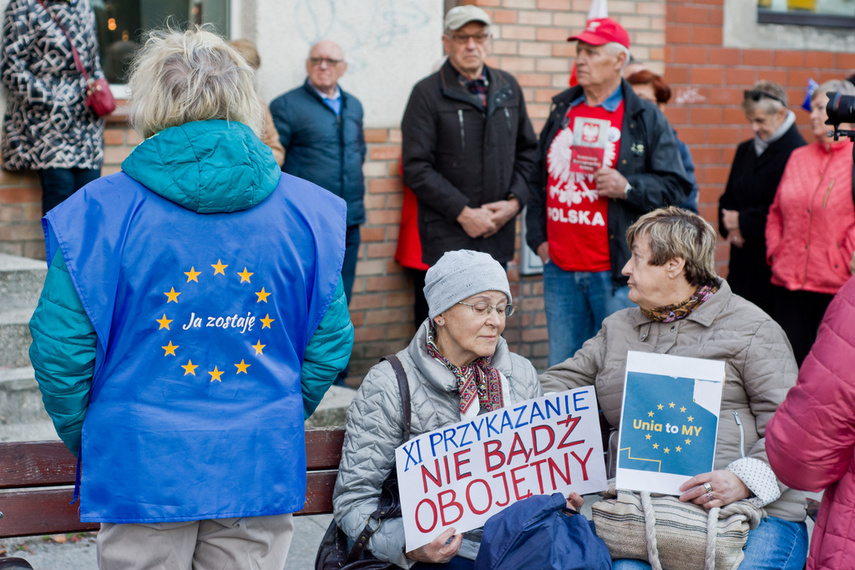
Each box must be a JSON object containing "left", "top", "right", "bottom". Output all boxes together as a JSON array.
[
  {"left": 28, "top": 251, "right": 97, "bottom": 457},
  {"left": 302, "top": 277, "right": 354, "bottom": 418}
]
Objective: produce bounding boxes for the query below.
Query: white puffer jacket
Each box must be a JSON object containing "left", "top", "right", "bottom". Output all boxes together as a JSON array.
[{"left": 332, "top": 320, "right": 542, "bottom": 568}]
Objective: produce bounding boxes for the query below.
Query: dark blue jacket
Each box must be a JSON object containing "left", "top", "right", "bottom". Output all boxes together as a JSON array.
[
  {"left": 270, "top": 80, "right": 366, "bottom": 227},
  {"left": 675, "top": 131, "right": 699, "bottom": 213}
]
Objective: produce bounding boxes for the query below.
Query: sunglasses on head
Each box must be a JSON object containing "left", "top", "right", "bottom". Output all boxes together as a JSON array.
[{"left": 744, "top": 89, "right": 786, "bottom": 106}]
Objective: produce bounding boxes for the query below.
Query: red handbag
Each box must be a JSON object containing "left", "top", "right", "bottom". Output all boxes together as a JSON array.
[
  {"left": 36, "top": 0, "right": 116, "bottom": 117},
  {"left": 85, "top": 77, "right": 116, "bottom": 117}
]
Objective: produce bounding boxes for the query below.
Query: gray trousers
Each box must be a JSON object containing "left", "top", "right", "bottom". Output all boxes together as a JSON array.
[{"left": 96, "top": 513, "right": 294, "bottom": 570}]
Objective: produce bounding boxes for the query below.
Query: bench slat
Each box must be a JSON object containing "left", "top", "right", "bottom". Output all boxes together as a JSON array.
[
  {"left": 304, "top": 427, "right": 345, "bottom": 470},
  {"left": 0, "top": 471, "right": 338, "bottom": 538},
  {"left": 0, "top": 428, "right": 344, "bottom": 538},
  {"left": 295, "top": 471, "right": 337, "bottom": 516},
  {"left": 0, "top": 488, "right": 99, "bottom": 538},
  {"left": 0, "top": 441, "right": 75, "bottom": 489},
  {"left": 0, "top": 428, "right": 344, "bottom": 489}
]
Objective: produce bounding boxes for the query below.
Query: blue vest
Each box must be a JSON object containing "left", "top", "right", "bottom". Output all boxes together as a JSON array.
[{"left": 44, "top": 172, "right": 346, "bottom": 522}]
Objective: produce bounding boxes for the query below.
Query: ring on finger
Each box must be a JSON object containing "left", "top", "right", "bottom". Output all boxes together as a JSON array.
[
  {"left": 703, "top": 482, "right": 713, "bottom": 494},
  {"left": 705, "top": 491, "right": 714, "bottom": 502}
]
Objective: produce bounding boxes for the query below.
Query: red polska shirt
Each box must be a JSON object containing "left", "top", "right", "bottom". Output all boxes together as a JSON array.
[{"left": 546, "top": 101, "right": 624, "bottom": 272}]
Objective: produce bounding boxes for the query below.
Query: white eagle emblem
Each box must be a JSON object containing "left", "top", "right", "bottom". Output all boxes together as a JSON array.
[{"left": 546, "top": 122, "right": 618, "bottom": 205}]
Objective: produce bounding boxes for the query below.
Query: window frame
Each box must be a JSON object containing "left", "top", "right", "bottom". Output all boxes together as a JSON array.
[
  {"left": 757, "top": 9, "right": 855, "bottom": 29},
  {"left": 725, "top": 0, "right": 855, "bottom": 52},
  {"left": 101, "top": 0, "right": 234, "bottom": 92}
]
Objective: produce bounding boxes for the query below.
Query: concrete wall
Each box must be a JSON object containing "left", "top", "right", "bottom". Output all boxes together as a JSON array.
[{"left": 239, "top": 0, "right": 445, "bottom": 128}]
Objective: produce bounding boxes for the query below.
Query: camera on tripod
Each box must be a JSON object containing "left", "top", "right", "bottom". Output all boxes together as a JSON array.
[{"left": 826, "top": 91, "right": 855, "bottom": 142}]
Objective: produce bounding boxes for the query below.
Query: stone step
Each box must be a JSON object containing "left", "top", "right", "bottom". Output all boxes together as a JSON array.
[
  {"left": 0, "top": 252, "right": 46, "bottom": 308},
  {"left": 305, "top": 385, "right": 357, "bottom": 428},
  {"left": 0, "top": 253, "right": 45, "bottom": 369},
  {"left": 0, "top": 366, "right": 51, "bottom": 427},
  {"left": 0, "top": 418, "right": 58, "bottom": 443},
  {"left": 0, "top": 308, "right": 33, "bottom": 368}
]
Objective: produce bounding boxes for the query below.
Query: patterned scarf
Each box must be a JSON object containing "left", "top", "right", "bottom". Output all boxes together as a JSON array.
[
  {"left": 640, "top": 282, "right": 719, "bottom": 323},
  {"left": 427, "top": 326, "right": 504, "bottom": 415}
]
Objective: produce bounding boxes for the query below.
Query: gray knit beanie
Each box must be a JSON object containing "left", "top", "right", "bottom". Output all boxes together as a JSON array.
[{"left": 424, "top": 250, "right": 512, "bottom": 319}]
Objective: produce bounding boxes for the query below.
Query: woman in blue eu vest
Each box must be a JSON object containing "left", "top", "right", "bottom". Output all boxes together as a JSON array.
[{"left": 28, "top": 28, "right": 354, "bottom": 569}]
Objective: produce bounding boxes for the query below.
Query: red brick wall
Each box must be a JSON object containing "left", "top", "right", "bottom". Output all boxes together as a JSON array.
[
  {"left": 0, "top": 168, "right": 42, "bottom": 259},
  {"left": 663, "top": 0, "right": 855, "bottom": 274}
]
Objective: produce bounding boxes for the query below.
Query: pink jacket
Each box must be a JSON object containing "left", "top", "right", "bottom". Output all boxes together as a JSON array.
[
  {"left": 766, "top": 140, "right": 855, "bottom": 294},
  {"left": 767, "top": 276, "right": 855, "bottom": 569}
]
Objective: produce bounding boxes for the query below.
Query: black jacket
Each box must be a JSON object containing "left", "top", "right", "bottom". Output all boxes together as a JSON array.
[
  {"left": 525, "top": 80, "right": 692, "bottom": 286},
  {"left": 401, "top": 60, "right": 537, "bottom": 265},
  {"left": 718, "top": 122, "right": 805, "bottom": 315}
]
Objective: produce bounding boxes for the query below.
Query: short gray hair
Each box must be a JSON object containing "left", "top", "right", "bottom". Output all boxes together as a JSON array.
[
  {"left": 741, "top": 80, "right": 787, "bottom": 115},
  {"left": 813, "top": 79, "right": 855, "bottom": 102},
  {"left": 626, "top": 207, "right": 717, "bottom": 287},
  {"left": 128, "top": 27, "right": 263, "bottom": 138},
  {"left": 604, "top": 42, "right": 630, "bottom": 70}
]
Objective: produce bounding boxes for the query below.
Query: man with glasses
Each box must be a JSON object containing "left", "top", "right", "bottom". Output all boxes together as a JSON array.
[
  {"left": 525, "top": 18, "right": 691, "bottom": 366},
  {"left": 270, "top": 40, "right": 365, "bottom": 307},
  {"left": 402, "top": 5, "right": 537, "bottom": 269}
]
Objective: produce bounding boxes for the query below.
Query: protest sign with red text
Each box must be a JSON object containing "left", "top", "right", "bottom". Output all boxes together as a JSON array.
[{"left": 395, "top": 387, "right": 607, "bottom": 551}]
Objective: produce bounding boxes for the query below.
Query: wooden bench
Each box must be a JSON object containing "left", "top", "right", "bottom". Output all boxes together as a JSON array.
[{"left": 0, "top": 427, "right": 345, "bottom": 539}]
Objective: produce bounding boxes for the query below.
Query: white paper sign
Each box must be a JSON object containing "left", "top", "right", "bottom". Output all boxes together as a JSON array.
[
  {"left": 395, "top": 388, "right": 607, "bottom": 552},
  {"left": 617, "top": 351, "right": 725, "bottom": 495}
]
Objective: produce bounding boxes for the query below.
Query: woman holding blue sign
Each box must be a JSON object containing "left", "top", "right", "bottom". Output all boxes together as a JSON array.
[
  {"left": 333, "top": 250, "right": 578, "bottom": 569},
  {"left": 540, "top": 207, "right": 808, "bottom": 569}
]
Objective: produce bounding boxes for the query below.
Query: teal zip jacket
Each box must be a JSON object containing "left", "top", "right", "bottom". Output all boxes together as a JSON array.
[{"left": 29, "top": 120, "right": 354, "bottom": 457}]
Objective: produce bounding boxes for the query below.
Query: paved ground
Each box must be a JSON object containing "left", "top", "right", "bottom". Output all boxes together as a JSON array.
[{"left": 0, "top": 514, "right": 332, "bottom": 569}]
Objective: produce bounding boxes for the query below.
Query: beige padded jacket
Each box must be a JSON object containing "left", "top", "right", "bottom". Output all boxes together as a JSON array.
[{"left": 540, "top": 279, "right": 806, "bottom": 523}]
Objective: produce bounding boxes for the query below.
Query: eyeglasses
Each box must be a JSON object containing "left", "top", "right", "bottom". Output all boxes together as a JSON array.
[
  {"left": 308, "top": 57, "right": 343, "bottom": 67},
  {"left": 448, "top": 32, "right": 491, "bottom": 45},
  {"left": 743, "top": 90, "right": 786, "bottom": 106},
  {"left": 458, "top": 301, "right": 515, "bottom": 317}
]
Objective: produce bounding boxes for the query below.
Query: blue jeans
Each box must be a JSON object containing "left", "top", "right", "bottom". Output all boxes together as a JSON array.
[
  {"left": 740, "top": 516, "right": 807, "bottom": 569},
  {"left": 412, "top": 557, "right": 474, "bottom": 569},
  {"left": 543, "top": 263, "right": 632, "bottom": 366},
  {"left": 611, "top": 516, "right": 808, "bottom": 570},
  {"left": 38, "top": 167, "right": 101, "bottom": 214}
]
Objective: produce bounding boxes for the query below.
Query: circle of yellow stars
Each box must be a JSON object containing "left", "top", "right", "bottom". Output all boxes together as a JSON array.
[
  {"left": 643, "top": 402, "right": 696, "bottom": 454},
  {"left": 157, "top": 259, "right": 275, "bottom": 383}
]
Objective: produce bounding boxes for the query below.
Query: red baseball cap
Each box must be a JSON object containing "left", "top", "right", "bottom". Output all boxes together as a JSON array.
[{"left": 568, "top": 18, "right": 630, "bottom": 49}]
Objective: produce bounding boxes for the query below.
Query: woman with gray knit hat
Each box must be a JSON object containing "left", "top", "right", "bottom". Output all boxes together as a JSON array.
[{"left": 333, "top": 250, "right": 560, "bottom": 568}]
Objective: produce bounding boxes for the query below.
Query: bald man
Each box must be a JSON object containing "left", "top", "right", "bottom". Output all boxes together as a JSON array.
[{"left": 271, "top": 40, "right": 366, "bottom": 306}]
